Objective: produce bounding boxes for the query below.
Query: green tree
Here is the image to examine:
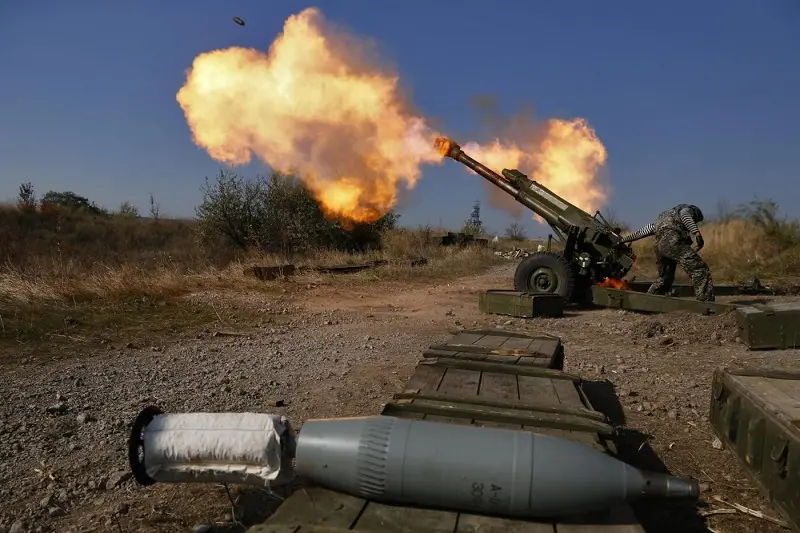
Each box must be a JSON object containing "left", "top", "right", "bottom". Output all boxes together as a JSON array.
[
  {"left": 117, "top": 201, "right": 140, "bottom": 218},
  {"left": 40, "top": 190, "right": 108, "bottom": 216}
]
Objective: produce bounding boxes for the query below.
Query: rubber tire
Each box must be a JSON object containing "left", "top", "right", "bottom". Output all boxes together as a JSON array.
[{"left": 513, "top": 251, "right": 576, "bottom": 300}]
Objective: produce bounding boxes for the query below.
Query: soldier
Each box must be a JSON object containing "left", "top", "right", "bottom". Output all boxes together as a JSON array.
[{"left": 619, "top": 204, "right": 714, "bottom": 301}]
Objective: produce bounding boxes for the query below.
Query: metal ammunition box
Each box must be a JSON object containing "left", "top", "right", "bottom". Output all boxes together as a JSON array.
[
  {"left": 709, "top": 366, "right": 800, "bottom": 530},
  {"left": 736, "top": 303, "right": 800, "bottom": 350},
  {"left": 479, "top": 290, "right": 564, "bottom": 318},
  {"left": 590, "top": 285, "right": 734, "bottom": 315}
]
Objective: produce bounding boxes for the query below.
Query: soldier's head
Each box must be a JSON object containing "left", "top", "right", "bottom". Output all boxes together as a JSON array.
[{"left": 688, "top": 205, "right": 704, "bottom": 223}]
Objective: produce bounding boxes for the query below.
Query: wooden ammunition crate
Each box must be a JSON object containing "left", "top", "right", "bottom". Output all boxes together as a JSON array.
[
  {"left": 709, "top": 366, "right": 800, "bottom": 530},
  {"left": 735, "top": 303, "right": 800, "bottom": 350},
  {"left": 479, "top": 290, "right": 565, "bottom": 318}
]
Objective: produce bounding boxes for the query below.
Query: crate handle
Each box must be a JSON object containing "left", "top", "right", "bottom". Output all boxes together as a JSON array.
[{"left": 770, "top": 438, "right": 788, "bottom": 479}]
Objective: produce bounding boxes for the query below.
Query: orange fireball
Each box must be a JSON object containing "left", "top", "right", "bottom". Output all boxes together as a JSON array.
[
  {"left": 177, "top": 7, "right": 611, "bottom": 225},
  {"left": 598, "top": 278, "right": 631, "bottom": 290},
  {"left": 176, "top": 8, "right": 441, "bottom": 223}
]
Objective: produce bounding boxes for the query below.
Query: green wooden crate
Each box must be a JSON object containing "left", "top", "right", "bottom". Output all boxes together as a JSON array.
[
  {"left": 736, "top": 303, "right": 800, "bottom": 350},
  {"left": 709, "top": 366, "right": 800, "bottom": 530},
  {"left": 478, "top": 290, "right": 564, "bottom": 318}
]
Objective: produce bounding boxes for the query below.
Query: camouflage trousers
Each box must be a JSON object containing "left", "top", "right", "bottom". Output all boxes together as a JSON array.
[{"left": 647, "top": 231, "right": 715, "bottom": 301}]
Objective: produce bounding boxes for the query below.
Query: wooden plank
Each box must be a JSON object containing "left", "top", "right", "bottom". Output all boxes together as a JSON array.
[
  {"left": 384, "top": 364, "right": 447, "bottom": 421},
  {"left": 423, "top": 349, "right": 559, "bottom": 367},
  {"left": 389, "top": 391, "right": 610, "bottom": 423},
  {"left": 768, "top": 377, "right": 800, "bottom": 404},
  {"left": 457, "top": 513, "right": 555, "bottom": 533},
  {"left": 421, "top": 358, "right": 578, "bottom": 380},
  {"left": 738, "top": 376, "right": 800, "bottom": 420},
  {"left": 476, "top": 372, "right": 521, "bottom": 429},
  {"left": 464, "top": 329, "right": 539, "bottom": 339},
  {"left": 423, "top": 367, "right": 482, "bottom": 425},
  {"left": 474, "top": 334, "right": 509, "bottom": 347},
  {"left": 263, "top": 486, "right": 366, "bottom": 529},
  {"left": 499, "top": 336, "right": 537, "bottom": 349},
  {"left": 427, "top": 344, "right": 552, "bottom": 357},
  {"left": 516, "top": 376, "right": 576, "bottom": 441},
  {"left": 354, "top": 502, "right": 458, "bottom": 532},
  {"left": 728, "top": 366, "right": 800, "bottom": 380},
  {"left": 423, "top": 349, "right": 524, "bottom": 366},
  {"left": 550, "top": 379, "right": 599, "bottom": 446},
  {"left": 403, "top": 364, "right": 447, "bottom": 393},
  {"left": 448, "top": 332, "right": 487, "bottom": 345}
]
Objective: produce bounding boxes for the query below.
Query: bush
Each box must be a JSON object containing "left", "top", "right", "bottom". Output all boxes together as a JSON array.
[{"left": 195, "top": 171, "right": 398, "bottom": 256}]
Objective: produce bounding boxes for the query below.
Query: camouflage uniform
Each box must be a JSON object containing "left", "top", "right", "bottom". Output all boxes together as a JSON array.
[{"left": 621, "top": 204, "right": 714, "bottom": 301}]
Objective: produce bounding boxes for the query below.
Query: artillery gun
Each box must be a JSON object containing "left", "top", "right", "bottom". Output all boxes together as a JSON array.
[{"left": 435, "top": 137, "right": 635, "bottom": 303}]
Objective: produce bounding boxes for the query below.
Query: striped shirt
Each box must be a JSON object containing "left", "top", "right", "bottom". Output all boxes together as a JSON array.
[
  {"left": 620, "top": 222, "right": 655, "bottom": 243},
  {"left": 620, "top": 206, "right": 700, "bottom": 243}
]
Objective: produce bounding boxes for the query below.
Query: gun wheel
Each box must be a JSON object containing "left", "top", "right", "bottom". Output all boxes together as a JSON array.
[{"left": 513, "top": 251, "right": 576, "bottom": 300}]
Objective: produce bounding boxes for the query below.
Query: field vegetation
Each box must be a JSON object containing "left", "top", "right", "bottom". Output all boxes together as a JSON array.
[
  {"left": 1, "top": 174, "right": 797, "bottom": 354},
  {"left": 0, "top": 174, "right": 500, "bottom": 352}
]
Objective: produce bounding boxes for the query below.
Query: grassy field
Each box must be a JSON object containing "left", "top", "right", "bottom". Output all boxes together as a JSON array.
[
  {"left": 0, "top": 204, "right": 501, "bottom": 354},
  {"left": 1, "top": 199, "right": 797, "bottom": 358}
]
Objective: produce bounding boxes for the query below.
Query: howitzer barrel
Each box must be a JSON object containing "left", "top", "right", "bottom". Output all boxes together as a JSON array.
[
  {"left": 435, "top": 137, "right": 521, "bottom": 198},
  {"left": 434, "top": 137, "right": 570, "bottom": 231},
  {"left": 295, "top": 415, "right": 699, "bottom": 518}
]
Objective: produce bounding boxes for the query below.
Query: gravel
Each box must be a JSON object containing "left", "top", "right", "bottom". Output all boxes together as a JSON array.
[{"left": 1, "top": 263, "right": 798, "bottom": 532}]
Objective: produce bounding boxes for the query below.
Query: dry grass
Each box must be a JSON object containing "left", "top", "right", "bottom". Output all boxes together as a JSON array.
[
  {"left": 0, "top": 206, "right": 502, "bottom": 353},
  {"left": 629, "top": 218, "right": 800, "bottom": 285},
  {"left": 3, "top": 202, "right": 798, "bottom": 355}
]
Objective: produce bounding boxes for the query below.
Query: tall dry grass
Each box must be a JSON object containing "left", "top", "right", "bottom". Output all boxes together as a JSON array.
[
  {"left": 630, "top": 218, "right": 800, "bottom": 284},
  {"left": 0, "top": 205, "right": 500, "bottom": 307}
]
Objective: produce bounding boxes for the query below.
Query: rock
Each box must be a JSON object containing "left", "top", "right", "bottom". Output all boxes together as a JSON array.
[
  {"left": 192, "top": 525, "right": 212, "bottom": 533},
  {"left": 658, "top": 336, "right": 674, "bottom": 346},
  {"left": 48, "top": 506, "right": 65, "bottom": 517},
  {"left": 106, "top": 471, "right": 131, "bottom": 489},
  {"left": 46, "top": 402, "right": 68, "bottom": 415},
  {"left": 114, "top": 502, "right": 129, "bottom": 515},
  {"left": 698, "top": 482, "right": 711, "bottom": 493},
  {"left": 711, "top": 437, "right": 723, "bottom": 450},
  {"left": 9, "top": 520, "right": 26, "bottom": 533},
  {"left": 667, "top": 409, "right": 677, "bottom": 420},
  {"left": 40, "top": 493, "right": 53, "bottom": 508},
  {"left": 76, "top": 412, "right": 94, "bottom": 424}
]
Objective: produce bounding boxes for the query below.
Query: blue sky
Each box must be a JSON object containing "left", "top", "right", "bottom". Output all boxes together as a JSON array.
[{"left": 1, "top": 1, "right": 798, "bottom": 238}]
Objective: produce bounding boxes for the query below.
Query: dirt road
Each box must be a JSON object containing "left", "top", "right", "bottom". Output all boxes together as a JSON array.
[{"left": 1, "top": 263, "right": 797, "bottom": 533}]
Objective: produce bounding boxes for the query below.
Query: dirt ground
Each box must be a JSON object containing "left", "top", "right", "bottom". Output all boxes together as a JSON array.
[{"left": 1, "top": 262, "right": 798, "bottom": 533}]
